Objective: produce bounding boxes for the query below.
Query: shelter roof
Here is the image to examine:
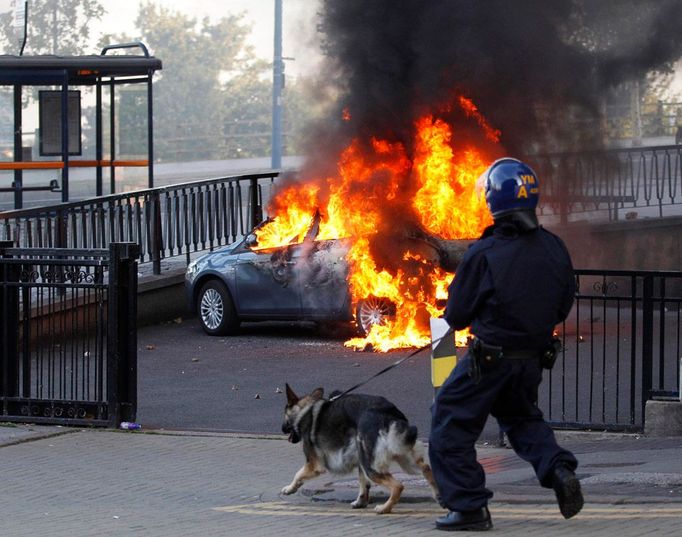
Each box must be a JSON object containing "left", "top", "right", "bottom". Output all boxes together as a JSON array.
[{"left": 0, "top": 54, "right": 162, "bottom": 85}]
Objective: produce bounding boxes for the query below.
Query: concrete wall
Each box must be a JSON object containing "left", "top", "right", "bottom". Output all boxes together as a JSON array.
[
  {"left": 552, "top": 215, "right": 682, "bottom": 271},
  {"left": 137, "top": 270, "right": 191, "bottom": 326}
]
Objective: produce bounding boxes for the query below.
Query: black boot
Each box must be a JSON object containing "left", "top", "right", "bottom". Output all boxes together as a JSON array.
[
  {"left": 552, "top": 465, "right": 584, "bottom": 519},
  {"left": 435, "top": 507, "right": 492, "bottom": 531}
]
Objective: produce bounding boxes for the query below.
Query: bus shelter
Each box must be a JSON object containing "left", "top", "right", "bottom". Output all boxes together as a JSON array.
[{"left": 0, "top": 42, "right": 162, "bottom": 209}]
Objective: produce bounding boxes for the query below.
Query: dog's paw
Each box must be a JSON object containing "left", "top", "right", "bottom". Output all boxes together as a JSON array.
[
  {"left": 281, "top": 485, "right": 297, "bottom": 495},
  {"left": 350, "top": 499, "right": 368, "bottom": 509},
  {"left": 374, "top": 503, "right": 393, "bottom": 514}
]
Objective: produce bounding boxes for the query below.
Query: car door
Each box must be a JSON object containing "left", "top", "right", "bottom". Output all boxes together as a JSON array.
[
  {"left": 299, "top": 239, "right": 352, "bottom": 319},
  {"left": 233, "top": 243, "right": 303, "bottom": 317}
]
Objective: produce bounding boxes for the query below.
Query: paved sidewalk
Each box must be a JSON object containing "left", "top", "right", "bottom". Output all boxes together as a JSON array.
[{"left": 1, "top": 425, "right": 681, "bottom": 536}]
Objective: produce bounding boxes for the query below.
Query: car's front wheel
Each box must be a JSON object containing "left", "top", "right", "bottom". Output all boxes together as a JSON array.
[
  {"left": 197, "top": 280, "right": 240, "bottom": 336},
  {"left": 355, "top": 296, "right": 396, "bottom": 336}
]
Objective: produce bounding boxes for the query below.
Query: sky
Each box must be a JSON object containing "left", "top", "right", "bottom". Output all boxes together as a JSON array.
[
  {"left": 1, "top": 1, "right": 680, "bottom": 93},
  {"left": 0, "top": 0, "right": 324, "bottom": 79},
  {"left": 1, "top": 1, "right": 681, "bottom": 101},
  {"left": 96, "top": 0, "right": 324, "bottom": 79}
]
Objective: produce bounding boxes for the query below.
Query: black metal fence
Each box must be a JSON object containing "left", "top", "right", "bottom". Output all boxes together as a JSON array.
[
  {"left": 0, "top": 172, "right": 278, "bottom": 275},
  {"left": 531, "top": 144, "right": 682, "bottom": 222},
  {"left": 0, "top": 242, "right": 138, "bottom": 426},
  {"left": 540, "top": 269, "right": 682, "bottom": 432}
]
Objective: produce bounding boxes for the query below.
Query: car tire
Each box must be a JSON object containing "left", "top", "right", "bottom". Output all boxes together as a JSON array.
[
  {"left": 355, "top": 296, "right": 396, "bottom": 336},
  {"left": 197, "top": 280, "right": 240, "bottom": 336}
]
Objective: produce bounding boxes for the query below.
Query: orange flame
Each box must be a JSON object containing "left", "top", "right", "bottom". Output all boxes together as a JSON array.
[
  {"left": 412, "top": 115, "right": 492, "bottom": 239},
  {"left": 254, "top": 183, "right": 321, "bottom": 247},
  {"left": 255, "top": 96, "right": 500, "bottom": 352}
]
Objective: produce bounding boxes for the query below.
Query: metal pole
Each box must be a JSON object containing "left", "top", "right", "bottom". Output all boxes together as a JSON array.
[
  {"left": 106, "top": 242, "right": 139, "bottom": 425},
  {"left": 18, "top": 1, "right": 28, "bottom": 56},
  {"left": 678, "top": 356, "right": 681, "bottom": 402},
  {"left": 107, "top": 243, "right": 121, "bottom": 426},
  {"left": 110, "top": 79, "right": 116, "bottom": 194},
  {"left": 249, "top": 177, "right": 262, "bottom": 229},
  {"left": 147, "top": 70, "right": 154, "bottom": 188},
  {"left": 642, "top": 275, "right": 654, "bottom": 423},
  {"left": 13, "top": 85, "right": 22, "bottom": 209},
  {"left": 271, "top": 0, "right": 283, "bottom": 170},
  {"left": 0, "top": 240, "right": 20, "bottom": 398},
  {"left": 96, "top": 77, "right": 103, "bottom": 196},
  {"left": 151, "top": 191, "right": 162, "bottom": 275},
  {"left": 61, "top": 75, "right": 69, "bottom": 202}
]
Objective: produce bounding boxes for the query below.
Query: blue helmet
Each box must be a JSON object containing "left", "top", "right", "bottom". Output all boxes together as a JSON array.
[{"left": 484, "top": 158, "right": 539, "bottom": 218}]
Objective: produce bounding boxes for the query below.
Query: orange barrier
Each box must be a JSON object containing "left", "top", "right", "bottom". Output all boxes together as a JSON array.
[
  {"left": 104, "top": 160, "right": 149, "bottom": 167},
  {"left": 0, "top": 161, "right": 64, "bottom": 170},
  {"left": 0, "top": 160, "right": 149, "bottom": 170}
]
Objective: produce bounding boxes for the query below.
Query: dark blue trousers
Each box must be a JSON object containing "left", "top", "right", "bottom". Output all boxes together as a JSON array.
[{"left": 429, "top": 353, "right": 578, "bottom": 512}]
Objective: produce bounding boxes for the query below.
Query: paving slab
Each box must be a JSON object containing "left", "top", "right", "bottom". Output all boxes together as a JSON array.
[
  {"left": 0, "top": 423, "right": 72, "bottom": 447},
  {"left": 0, "top": 428, "right": 681, "bottom": 536}
]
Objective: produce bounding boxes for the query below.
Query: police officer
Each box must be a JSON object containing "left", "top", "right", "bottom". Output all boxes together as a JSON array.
[{"left": 429, "top": 158, "right": 582, "bottom": 531}]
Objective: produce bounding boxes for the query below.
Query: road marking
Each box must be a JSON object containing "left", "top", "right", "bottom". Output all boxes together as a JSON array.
[{"left": 214, "top": 501, "right": 682, "bottom": 519}]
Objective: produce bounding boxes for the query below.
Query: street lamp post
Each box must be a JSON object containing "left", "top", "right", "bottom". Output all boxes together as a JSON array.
[{"left": 271, "top": 0, "right": 283, "bottom": 170}]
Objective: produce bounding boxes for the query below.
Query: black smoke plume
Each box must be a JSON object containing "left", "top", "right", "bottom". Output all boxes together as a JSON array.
[{"left": 306, "top": 0, "right": 682, "bottom": 162}]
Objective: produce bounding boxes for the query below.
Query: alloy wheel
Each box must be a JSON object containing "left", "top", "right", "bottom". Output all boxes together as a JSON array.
[
  {"left": 200, "top": 288, "right": 224, "bottom": 330},
  {"left": 357, "top": 296, "right": 393, "bottom": 334}
]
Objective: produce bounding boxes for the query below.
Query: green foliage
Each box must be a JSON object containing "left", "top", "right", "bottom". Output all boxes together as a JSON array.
[
  {"left": 0, "top": 0, "right": 105, "bottom": 55},
  {"left": 104, "top": 2, "right": 279, "bottom": 162},
  {"left": 1, "top": 0, "right": 319, "bottom": 162}
]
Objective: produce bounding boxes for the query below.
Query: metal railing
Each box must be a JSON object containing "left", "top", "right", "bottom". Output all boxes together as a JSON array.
[
  {"left": 531, "top": 144, "right": 682, "bottom": 222},
  {"left": 540, "top": 269, "right": 682, "bottom": 432},
  {"left": 0, "top": 172, "right": 278, "bottom": 274},
  {"left": 2, "top": 147, "right": 682, "bottom": 276},
  {"left": 0, "top": 242, "right": 139, "bottom": 426}
]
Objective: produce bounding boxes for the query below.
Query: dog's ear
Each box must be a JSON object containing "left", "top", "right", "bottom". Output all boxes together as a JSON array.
[
  {"left": 311, "top": 387, "right": 324, "bottom": 400},
  {"left": 285, "top": 383, "right": 299, "bottom": 405}
]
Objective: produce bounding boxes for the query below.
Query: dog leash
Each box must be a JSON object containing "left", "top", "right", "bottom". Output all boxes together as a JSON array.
[{"left": 328, "top": 327, "right": 455, "bottom": 402}]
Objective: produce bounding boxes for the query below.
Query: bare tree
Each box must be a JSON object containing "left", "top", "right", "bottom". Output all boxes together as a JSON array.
[{"left": 0, "top": 0, "right": 104, "bottom": 55}]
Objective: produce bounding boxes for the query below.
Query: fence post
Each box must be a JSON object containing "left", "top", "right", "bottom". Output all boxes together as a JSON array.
[
  {"left": 107, "top": 242, "right": 140, "bottom": 427},
  {"left": 0, "top": 241, "right": 19, "bottom": 399},
  {"left": 55, "top": 207, "right": 67, "bottom": 249},
  {"left": 249, "top": 177, "right": 262, "bottom": 229},
  {"left": 641, "top": 275, "right": 654, "bottom": 423},
  {"left": 150, "top": 191, "right": 162, "bottom": 275}
]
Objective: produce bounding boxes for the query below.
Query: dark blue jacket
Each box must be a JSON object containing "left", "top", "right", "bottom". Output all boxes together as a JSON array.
[{"left": 444, "top": 222, "right": 575, "bottom": 350}]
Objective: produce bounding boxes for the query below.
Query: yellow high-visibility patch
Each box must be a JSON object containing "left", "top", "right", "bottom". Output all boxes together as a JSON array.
[
  {"left": 432, "top": 355, "right": 457, "bottom": 388},
  {"left": 430, "top": 317, "right": 458, "bottom": 389}
]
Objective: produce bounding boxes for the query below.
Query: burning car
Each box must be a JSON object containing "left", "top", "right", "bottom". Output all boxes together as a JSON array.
[
  {"left": 187, "top": 99, "right": 498, "bottom": 350},
  {"left": 185, "top": 212, "right": 471, "bottom": 339},
  {"left": 186, "top": 216, "right": 396, "bottom": 337}
]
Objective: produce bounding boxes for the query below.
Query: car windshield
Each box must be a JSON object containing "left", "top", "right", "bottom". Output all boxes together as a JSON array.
[{"left": 249, "top": 209, "right": 322, "bottom": 251}]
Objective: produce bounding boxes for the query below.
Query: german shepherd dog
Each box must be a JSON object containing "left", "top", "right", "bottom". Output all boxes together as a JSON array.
[{"left": 281, "top": 384, "right": 439, "bottom": 514}]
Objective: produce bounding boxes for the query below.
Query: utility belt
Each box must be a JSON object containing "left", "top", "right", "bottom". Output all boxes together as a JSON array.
[{"left": 467, "top": 336, "right": 562, "bottom": 384}]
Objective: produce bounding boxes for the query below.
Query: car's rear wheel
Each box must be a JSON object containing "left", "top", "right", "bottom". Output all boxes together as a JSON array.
[
  {"left": 197, "top": 280, "right": 240, "bottom": 336},
  {"left": 355, "top": 296, "right": 395, "bottom": 336}
]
